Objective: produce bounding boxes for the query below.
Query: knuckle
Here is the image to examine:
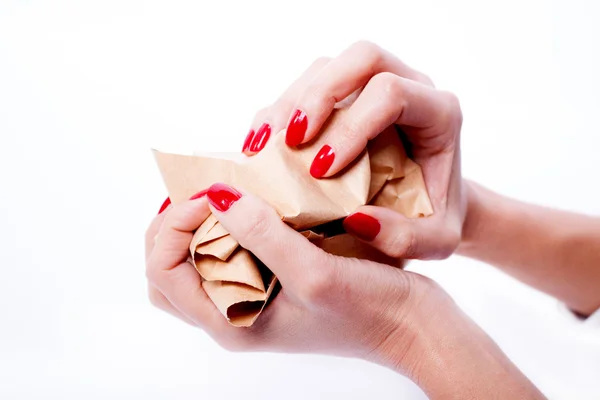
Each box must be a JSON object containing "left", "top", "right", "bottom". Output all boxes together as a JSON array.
[
  {"left": 215, "top": 331, "right": 252, "bottom": 353},
  {"left": 144, "top": 219, "right": 162, "bottom": 250},
  {"left": 217, "top": 337, "right": 244, "bottom": 352},
  {"left": 145, "top": 264, "right": 174, "bottom": 291},
  {"left": 237, "top": 207, "right": 274, "bottom": 246},
  {"left": 311, "top": 56, "right": 331, "bottom": 69},
  {"left": 419, "top": 72, "right": 435, "bottom": 87},
  {"left": 386, "top": 229, "right": 418, "bottom": 259},
  {"left": 439, "top": 90, "right": 463, "bottom": 128},
  {"left": 147, "top": 288, "right": 162, "bottom": 308},
  {"left": 160, "top": 211, "right": 176, "bottom": 232},
  {"left": 372, "top": 72, "right": 404, "bottom": 101},
  {"left": 145, "top": 263, "right": 159, "bottom": 284},
  {"left": 338, "top": 116, "right": 365, "bottom": 142},
  {"left": 351, "top": 40, "right": 383, "bottom": 68},
  {"left": 304, "top": 82, "right": 336, "bottom": 110},
  {"left": 298, "top": 254, "right": 337, "bottom": 304},
  {"left": 144, "top": 224, "right": 155, "bottom": 245},
  {"left": 436, "top": 229, "right": 461, "bottom": 260}
]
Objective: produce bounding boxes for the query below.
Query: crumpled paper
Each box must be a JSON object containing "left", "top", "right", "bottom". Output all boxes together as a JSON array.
[{"left": 153, "top": 109, "right": 433, "bottom": 327}]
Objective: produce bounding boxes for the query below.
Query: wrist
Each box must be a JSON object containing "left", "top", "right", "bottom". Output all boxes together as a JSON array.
[
  {"left": 457, "top": 179, "right": 490, "bottom": 255},
  {"left": 367, "top": 275, "right": 457, "bottom": 376},
  {"left": 369, "top": 275, "right": 545, "bottom": 399}
]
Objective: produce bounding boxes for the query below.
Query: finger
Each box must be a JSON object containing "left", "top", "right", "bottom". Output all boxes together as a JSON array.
[
  {"left": 242, "top": 107, "right": 269, "bottom": 155},
  {"left": 343, "top": 206, "right": 460, "bottom": 260},
  {"left": 147, "top": 199, "right": 231, "bottom": 330},
  {"left": 242, "top": 57, "right": 331, "bottom": 155},
  {"left": 157, "top": 197, "right": 171, "bottom": 214},
  {"left": 284, "top": 40, "right": 434, "bottom": 147},
  {"left": 308, "top": 73, "right": 460, "bottom": 178},
  {"left": 145, "top": 207, "right": 169, "bottom": 261},
  {"left": 148, "top": 197, "right": 211, "bottom": 271},
  {"left": 148, "top": 284, "right": 196, "bottom": 326},
  {"left": 204, "top": 183, "right": 334, "bottom": 287},
  {"left": 145, "top": 195, "right": 176, "bottom": 260},
  {"left": 148, "top": 254, "right": 228, "bottom": 330}
]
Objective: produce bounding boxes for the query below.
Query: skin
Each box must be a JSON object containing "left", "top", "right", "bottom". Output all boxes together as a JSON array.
[
  {"left": 146, "top": 41, "right": 552, "bottom": 398},
  {"left": 460, "top": 181, "right": 600, "bottom": 317}
]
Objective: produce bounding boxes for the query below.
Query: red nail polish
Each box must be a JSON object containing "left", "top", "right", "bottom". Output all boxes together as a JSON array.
[
  {"left": 343, "top": 212, "right": 381, "bottom": 241},
  {"left": 286, "top": 109, "right": 307, "bottom": 147},
  {"left": 189, "top": 189, "right": 208, "bottom": 200},
  {"left": 207, "top": 183, "right": 242, "bottom": 212},
  {"left": 249, "top": 123, "right": 271, "bottom": 153},
  {"left": 310, "top": 145, "right": 335, "bottom": 178},
  {"left": 242, "top": 129, "right": 255, "bottom": 153},
  {"left": 157, "top": 197, "right": 171, "bottom": 215}
]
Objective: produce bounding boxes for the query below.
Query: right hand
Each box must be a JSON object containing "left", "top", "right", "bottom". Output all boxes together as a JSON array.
[
  {"left": 146, "top": 185, "right": 545, "bottom": 399},
  {"left": 147, "top": 186, "right": 442, "bottom": 364},
  {"left": 242, "top": 41, "right": 465, "bottom": 262}
]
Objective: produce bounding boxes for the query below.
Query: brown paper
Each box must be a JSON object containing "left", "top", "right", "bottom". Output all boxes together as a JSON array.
[{"left": 153, "top": 109, "right": 433, "bottom": 327}]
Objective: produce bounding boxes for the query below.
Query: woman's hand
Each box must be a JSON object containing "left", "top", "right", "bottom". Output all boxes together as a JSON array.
[
  {"left": 243, "top": 41, "right": 464, "bottom": 261},
  {"left": 146, "top": 185, "right": 545, "bottom": 399},
  {"left": 147, "top": 185, "right": 434, "bottom": 361}
]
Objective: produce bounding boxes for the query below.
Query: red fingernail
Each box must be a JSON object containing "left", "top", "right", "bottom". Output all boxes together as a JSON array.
[
  {"left": 343, "top": 212, "right": 381, "bottom": 241},
  {"left": 249, "top": 123, "right": 271, "bottom": 153},
  {"left": 286, "top": 109, "right": 307, "bottom": 147},
  {"left": 207, "top": 183, "right": 242, "bottom": 212},
  {"left": 242, "top": 129, "right": 255, "bottom": 153},
  {"left": 189, "top": 189, "right": 208, "bottom": 200},
  {"left": 157, "top": 197, "right": 171, "bottom": 215},
  {"left": 310, "top": 144, "right": 335, "bottom": 178}
]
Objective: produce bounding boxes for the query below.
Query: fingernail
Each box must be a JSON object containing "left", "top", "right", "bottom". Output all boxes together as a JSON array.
[
  {"left": 310, "top": 144, "right": 335, "bottom": 178},
  {"left": 157, "top": 197, "right": 171, "bottom": 215},
  {"left": 285, "top": 109, "right": 307, "bottom": 147},
  {"left": 249, "top": 123, "right": 271, "bottom": 153},
  {"left": 343, "top": 212, "right": 381, "bottom": 241},
  {"left": 242, "top": 129, "right": 255, "bottom": 153},
  {"left": 207, "top": 183, "right": 242, "bottom": 212},
  {"left": 189, "top": 189, "right": 208, "bottom": 200}
]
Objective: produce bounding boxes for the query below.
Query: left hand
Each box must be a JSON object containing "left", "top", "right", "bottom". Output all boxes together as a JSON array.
[{"left": 242, "top": 41, "right": 465, "bottom": 261}]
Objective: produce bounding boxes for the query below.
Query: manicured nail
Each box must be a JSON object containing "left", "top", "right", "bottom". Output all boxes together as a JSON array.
[
  {"left": 157, "top": 197, "right": 171, "bottom": 215},
  {"left": 189, "top": 189, "right": 208, "bottom": 200},
  {"left": 310, "top": 144, "right": 335, "bottom": 178},
  {"left": 343, "top": 212, "right": 381, "bottom": 241},
  {"left": 249, "top": 123, "right": 271, "bottom": 153},
  {"left": 242, "top": 129, "right": 255, "bottom": 153},
  {"left": 206, "top": 183, "right": 242, "bottom": 212},
  {"left": 285, "top": 109, "right": 307, "bottom": 147}
]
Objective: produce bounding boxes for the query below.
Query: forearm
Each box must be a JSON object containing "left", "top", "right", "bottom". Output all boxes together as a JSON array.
[
  {"left": 458, "top": 180, "right": 600, "bottom": 315},
  {"left": 376, "top": 286, "right": 545, "bottom": 399}
]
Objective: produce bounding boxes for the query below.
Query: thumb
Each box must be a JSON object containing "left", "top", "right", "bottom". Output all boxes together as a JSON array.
[
  {"left": 342, "top": 205, "right": 459, "bottom": 260},
  {"left": 205, "top": 183, "right": 331, "bottom": 286}
]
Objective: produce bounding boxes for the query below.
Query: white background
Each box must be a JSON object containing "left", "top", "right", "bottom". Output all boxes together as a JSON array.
[{"left": 1, "top": 0, "right": 599, "bottom": 399}]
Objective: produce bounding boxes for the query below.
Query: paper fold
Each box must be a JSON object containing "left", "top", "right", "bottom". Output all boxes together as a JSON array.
[{"left": 154, "top": 109, "right": 433, "bottom": 327}]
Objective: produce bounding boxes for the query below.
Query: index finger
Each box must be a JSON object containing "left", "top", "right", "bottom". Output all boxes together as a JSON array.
[
  {"left": 284, "top": 40, "right": 433, "bottom": 147},
  {"left": 308, "top": 74, "right": 460, "bottom": 179},
  {"left": 148, "top": 197, "right": 211, "bottom": 272},
  {"left": 145, "top": 210, "right": 168, "bottom": 261},
  {"left": 146, "top": 197, "right": 228, "bottom": 328}
]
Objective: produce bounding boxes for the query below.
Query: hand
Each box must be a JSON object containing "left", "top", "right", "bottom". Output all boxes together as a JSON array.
[
  {"left": 145, "top": 185, "right": 545, "bottom": 399},
  {"left": 146, "top": 184, "right": 438, "bottom": 361},
  {"left": 243, "top": 41, "right": 464, "bottom": 261}
]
